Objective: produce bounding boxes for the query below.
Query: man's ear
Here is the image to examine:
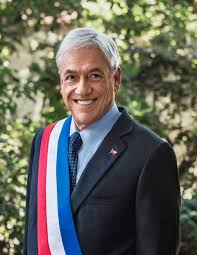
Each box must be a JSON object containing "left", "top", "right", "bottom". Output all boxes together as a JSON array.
[{"left": 113, "top": 67, "right": 121, "bottom": 92}]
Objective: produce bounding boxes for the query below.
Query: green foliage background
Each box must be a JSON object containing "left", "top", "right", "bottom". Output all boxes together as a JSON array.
[{"left": 0, "top": 0, "right": 197, "bottom": 254}]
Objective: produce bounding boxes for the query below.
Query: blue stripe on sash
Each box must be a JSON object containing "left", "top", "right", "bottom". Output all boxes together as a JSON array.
[{"left": 56, "top": 116, "right": 83, "bottom": 255}]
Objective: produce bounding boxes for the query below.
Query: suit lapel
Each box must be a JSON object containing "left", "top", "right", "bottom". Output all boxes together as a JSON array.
[{"left": 71, "top": 108, "right": 134, "bottom": 215}]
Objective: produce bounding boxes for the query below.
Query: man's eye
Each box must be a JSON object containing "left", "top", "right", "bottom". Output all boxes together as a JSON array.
[
  {"left": 89, "top": 73, "right": 102, "bottom": 79},
  {"left": 65, "top": 75, "right": 75, "bottom": 81}
]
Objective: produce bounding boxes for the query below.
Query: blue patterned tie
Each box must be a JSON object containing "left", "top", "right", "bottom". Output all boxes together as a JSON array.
[{"left": 68, "top": 132, "right": 82, "bottom": 193}]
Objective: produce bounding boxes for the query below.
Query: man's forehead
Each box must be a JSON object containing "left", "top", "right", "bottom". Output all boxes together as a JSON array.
[
  {"left": 59, "top": 47, "right": 111, "bottom": 75},
  {"left": 61, "top": 47, "right": 108, "bottom": 62},
  {"left": 62, "top": 66, "right": 106, "bottom": 75}
]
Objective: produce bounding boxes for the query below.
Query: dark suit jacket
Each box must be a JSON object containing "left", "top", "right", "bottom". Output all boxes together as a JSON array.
[{"left": 23, "top": 108, "right": 180, "bottom": 255}]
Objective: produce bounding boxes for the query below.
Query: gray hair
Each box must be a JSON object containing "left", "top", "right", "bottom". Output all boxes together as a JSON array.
[{"left": 56, "top": 27, "right": 120, "bottom": 72}]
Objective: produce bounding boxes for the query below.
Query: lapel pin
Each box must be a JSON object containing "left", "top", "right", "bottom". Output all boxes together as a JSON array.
[{"left": 109, "top": 148, "right": 118, "bottom": 156}]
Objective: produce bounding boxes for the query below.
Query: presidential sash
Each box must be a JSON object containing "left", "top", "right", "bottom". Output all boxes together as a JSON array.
[{"left": 37, "top": 116, "right": 83, "bottom": 255}]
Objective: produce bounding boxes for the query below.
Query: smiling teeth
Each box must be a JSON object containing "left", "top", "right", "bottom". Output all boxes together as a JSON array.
[{"left": 77, "top": 100, "right": 94, "bottom": 105}]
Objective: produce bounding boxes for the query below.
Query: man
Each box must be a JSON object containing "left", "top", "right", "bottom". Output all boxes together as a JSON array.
[{"left": 23, "top": 27, "right": 180, "bottom": 255}]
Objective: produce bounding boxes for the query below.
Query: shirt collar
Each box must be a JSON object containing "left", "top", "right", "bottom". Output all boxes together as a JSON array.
[{"left": 70, "top": 103, "right": 121, "bottom": 152}]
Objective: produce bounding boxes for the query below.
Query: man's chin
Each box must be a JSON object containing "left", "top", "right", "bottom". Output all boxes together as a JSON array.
[{"left": 72, "top": 114, "right": 98, "bottom": 131}]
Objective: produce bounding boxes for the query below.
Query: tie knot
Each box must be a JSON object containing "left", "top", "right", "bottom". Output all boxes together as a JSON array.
[{"left": 69, "top": 132, "right": 82, "bottom": 152}]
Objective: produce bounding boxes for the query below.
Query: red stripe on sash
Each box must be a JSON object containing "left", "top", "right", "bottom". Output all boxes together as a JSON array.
[{"left": 37, "top": 123, "right": 56, "bottom": 255}]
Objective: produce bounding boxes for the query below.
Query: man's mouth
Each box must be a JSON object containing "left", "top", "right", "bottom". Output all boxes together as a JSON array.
[{"left": 74, "top": 99, "right": 96, "bottom": 105}]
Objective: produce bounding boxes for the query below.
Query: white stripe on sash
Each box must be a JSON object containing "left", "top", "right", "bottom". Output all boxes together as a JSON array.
[{"left": 46, "top": 119, "right": 66, "bottom": 255}]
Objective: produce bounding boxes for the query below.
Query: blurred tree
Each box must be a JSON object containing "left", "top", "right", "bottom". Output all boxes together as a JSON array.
[
  {"left": 0, "top": 0, "right": 196, "bottom": 254},
  {"left": 0, "top": 0, "right": 82, "bottom": 254}
]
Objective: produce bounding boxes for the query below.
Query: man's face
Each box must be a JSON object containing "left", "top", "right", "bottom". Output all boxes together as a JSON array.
[{"left": 60, "top": 47, "right": 121, "bottom": 130}]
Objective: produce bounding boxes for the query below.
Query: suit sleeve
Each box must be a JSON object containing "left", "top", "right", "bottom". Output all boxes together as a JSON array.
[
  {"left": 135, "top": 142, "right": 181, "bottom": 255},
  {"left": 22, "top": 129, "right": 40, "bottom": 255}
]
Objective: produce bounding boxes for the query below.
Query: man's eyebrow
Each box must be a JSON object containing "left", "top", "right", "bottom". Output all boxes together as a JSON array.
[
  {"left": 89, "top": 68, "right": 103, "bottom": 73},
  {"left": 63, "top": 69, "right": 77, "bottom": 76},
  {"left": 62, "top": 68, "right": 104, "bottom": 77}
]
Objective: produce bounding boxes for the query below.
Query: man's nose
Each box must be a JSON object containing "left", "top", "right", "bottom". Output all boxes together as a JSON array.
[{"left": 74, "top": 77, "right": 92, "bottom": 95}]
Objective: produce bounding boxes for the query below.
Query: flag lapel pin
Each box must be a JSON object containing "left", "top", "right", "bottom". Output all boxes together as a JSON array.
[{"left": 109, "top": 148, "right": 118, "bottom": 156}]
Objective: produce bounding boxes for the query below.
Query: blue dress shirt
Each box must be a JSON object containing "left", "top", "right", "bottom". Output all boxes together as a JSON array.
[{"left": 69, "top": 103, "right": 121, "bottom": 183}]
